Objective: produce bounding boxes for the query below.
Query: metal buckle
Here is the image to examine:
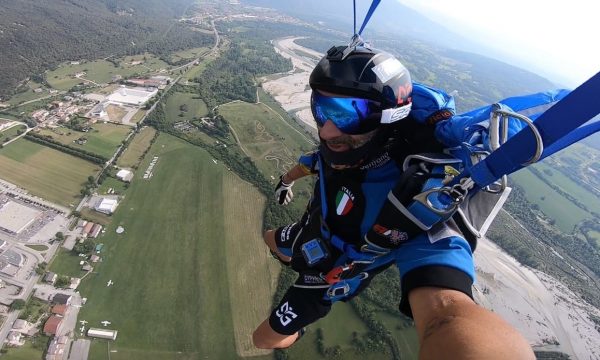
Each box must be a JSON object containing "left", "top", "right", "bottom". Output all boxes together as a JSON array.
[
  {"left": 413, "top": 176, "right": 475, "bottom": 217},
  {"left": 327, "top": 283, "right": 350, "bottom": 298},
  {"left": 490, "top": 107, "right": 544, "bottom": 166}
]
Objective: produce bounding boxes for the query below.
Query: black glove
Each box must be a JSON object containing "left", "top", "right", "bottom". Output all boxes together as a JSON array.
[{"left": 274, "top": 175, "right": 294, "bottom": 205}]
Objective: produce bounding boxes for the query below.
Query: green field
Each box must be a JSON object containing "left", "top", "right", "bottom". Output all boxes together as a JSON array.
[
  {"left": 589, "top": 230, "right": 600, "bottom": 248},
  {"left": 98, "top": 176, "right": 128, "bottom": 195},
  {"left": 49, "top": 249, "right": 87, "bottom": 278},
  {"left": 1, "top": 124, "right": 27, "bottom": 141},
  {"left": 77, "top": 133, "right": 274, "bottom": 359},
  {"left": 219, "top": 100, "right": 316, "bottom": 215},
  {"left": 117, "top": 127, "right": 157, "bottom": 168},
  {"left": 533, "top": 161, "right": 600, "bottom": 214},
  {"left": 0, "top": 138, "right": 101, "bottom": 206},
  {"left": 510, "top": 168, "right": 590, "bottom": 232},
  {"left": 46, "top": 55, "right": 170, "bottom": 91},
  {"left": 2, "top": 336, "right": 49, "bottom": 360},
  {"left": 46, "top": 60, "right": 119, "bottom": 90},
  {"left": 170, "top": 47, "right": 210, "bottom": 63},
  {"left": 36, "top": 123, "right": 131, "bottom": 159},
  {"left": 165, "top": 92, "right": 208, "bottom": 123}
]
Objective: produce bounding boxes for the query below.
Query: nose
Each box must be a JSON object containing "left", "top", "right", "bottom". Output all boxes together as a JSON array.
[{"left": 319, "top": 120, "right": 344, "bottom": 140}]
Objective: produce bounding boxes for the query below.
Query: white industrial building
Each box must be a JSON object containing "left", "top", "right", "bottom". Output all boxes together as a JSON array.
[
  {"left": 94, "top": 198, "right": 118, "bottom": 215},
  {"left": 116, "top": 169, "right": 134, "bottom": 182},
  {"left": 0, "top": 201, "right": 41, "bottom": 235},
  {"left": 87, "top": 328, "right": 118, "bottom": 340},
  {"left": 107, "top": 86, "right": 158, "bottom": 106}
]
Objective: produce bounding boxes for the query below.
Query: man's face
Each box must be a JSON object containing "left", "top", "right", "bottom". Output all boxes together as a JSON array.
[
  {"left": 314, "top": 90, "right": 379, "bottom": 153},
  {"left": 318, "top": 120, "right": 377, "bottom": 153}
]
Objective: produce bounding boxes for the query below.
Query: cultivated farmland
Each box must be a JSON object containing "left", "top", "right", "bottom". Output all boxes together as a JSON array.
[
  {"left": 36, "top": 123, "right": 131, "bottom": 159},
  {"left": 76, "top": 133, "right": 273, "bottom": 360},
  {"left": 0, "top": 138, "right": 101, "bottom": 206},
  {"left": 165, "top": 92, "right": 209, "bottom": 123},
  {"left": 117, "top": 127, "right": 157, "bottom": 168}
]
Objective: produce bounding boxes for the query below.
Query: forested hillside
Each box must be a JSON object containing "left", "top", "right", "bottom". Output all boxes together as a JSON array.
[{"left": 0, "top": 0, "right": 212, "bottom": 99}]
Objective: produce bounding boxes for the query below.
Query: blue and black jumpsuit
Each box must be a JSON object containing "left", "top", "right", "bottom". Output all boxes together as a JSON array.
[{"left": 269, "top": 151, "right": 475, "bottom": 335}]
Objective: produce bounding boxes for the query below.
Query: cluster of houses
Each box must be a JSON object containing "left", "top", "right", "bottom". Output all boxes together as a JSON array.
[
  {"left": 77, "top": 220, "right": 103, "bottom": 239},
  {"left": 5, "top": 293, "right": 74, "bottom": 359},
  {"left": 30, "top": 99, "right": 94, "bottom": 128}
]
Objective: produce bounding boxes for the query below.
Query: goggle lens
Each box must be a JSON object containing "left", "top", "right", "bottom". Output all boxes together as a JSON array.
[{"left": 311, "top": 92, "right": 382, "bottom": 134}]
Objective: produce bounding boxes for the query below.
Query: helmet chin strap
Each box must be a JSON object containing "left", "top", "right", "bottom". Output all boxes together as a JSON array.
[{"left": 319, "top": 129, "right": 390, "bottom": 169}]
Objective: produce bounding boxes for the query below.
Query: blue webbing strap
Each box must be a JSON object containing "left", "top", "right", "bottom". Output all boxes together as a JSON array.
[
  {"left": 540, "top": 119, "right": 600, "bottom": 160},
  {"left": 357, "top": 0, "right": 381, "bottom": 35},
  {"left": 454, "top": 71, "right": 600, "bottom": 189}
]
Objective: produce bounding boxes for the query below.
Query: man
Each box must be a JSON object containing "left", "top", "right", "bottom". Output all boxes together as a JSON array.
[{"left": 253, "top": 43, "right": 534, "bottom": 359}]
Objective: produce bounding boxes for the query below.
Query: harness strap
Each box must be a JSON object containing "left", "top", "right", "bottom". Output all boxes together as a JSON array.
[{"left": 451, "top": 71, "right": 600, "bottom": 190}]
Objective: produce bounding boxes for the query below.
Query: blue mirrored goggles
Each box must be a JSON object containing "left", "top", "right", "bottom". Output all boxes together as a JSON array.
[{"left": 311, "top": 91, "right": 383, "bottom": 134}]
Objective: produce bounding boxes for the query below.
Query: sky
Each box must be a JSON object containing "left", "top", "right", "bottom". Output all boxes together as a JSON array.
[{"left": 398, "top": 0, "right": 599, "bottom": 87}]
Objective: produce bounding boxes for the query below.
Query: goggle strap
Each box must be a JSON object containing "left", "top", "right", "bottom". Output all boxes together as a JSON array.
[{"left": 380, "top": 104, "right": 412, "bottom": 124}]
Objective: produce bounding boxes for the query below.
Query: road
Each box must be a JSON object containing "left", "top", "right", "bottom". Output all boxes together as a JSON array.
[{"left": 1, "top": 120, "right": 33, "bottom": 146}]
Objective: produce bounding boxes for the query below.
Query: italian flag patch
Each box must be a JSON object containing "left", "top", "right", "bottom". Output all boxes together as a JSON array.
[{"left": 335, "top": 188, "right": 354, "bottom": 215}]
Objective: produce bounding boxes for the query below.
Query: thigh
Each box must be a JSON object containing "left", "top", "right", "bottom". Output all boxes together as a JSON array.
[
  {"left": 269, "top": 282, "right": 332, "bottom": 335},
  {"left": 273, "top": 222, "right": 303, "bottom": 257}
]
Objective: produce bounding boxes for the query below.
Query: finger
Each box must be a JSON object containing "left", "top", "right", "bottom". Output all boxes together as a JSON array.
[{"left": 278, "top": 190, "right": 288, "bottom": 205}]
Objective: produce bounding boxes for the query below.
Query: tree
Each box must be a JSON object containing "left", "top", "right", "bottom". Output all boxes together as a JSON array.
[
  {"left": 55, "top": 232, "right": 65, "bottom": 241},
  {"left": 10, "top": 299, "right": 26, "bottom": 311},
  {"left": 55, "top": 276, "right": 71, "bottom": 288}
]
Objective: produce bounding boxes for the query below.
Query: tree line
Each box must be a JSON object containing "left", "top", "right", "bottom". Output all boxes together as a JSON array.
[{"left": 25, "top": 132, "right": 108, "bottom": 164}]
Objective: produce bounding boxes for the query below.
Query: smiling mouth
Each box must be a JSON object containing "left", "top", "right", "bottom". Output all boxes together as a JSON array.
[{"left": 325, "top": 141, "right": 351, "bottom": 152}]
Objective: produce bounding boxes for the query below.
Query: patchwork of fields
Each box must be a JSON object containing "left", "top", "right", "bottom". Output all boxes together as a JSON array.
[{"left": 0, "top": 138, "right": 101, "bottom": 206}]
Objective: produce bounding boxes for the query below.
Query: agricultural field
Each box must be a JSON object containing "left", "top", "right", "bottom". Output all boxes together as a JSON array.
[
  {"left": 46, "top": 54, "right": 170, "bottom": 91},
  {"left": 170, "top": 47, "right": 210, "bottom": 63},
  {"left": 76, "top": 133, "right": 275, "bottom": 360},
  {"left": 0, "top": 138, "right": 101, "bottom": 207},
  {"left": 36, "top": 123, "right": 131, "bottom": 159},
  {"left": 219, "top": 100, "right": 316, "bottom": 215},
  {"left": 1, "top": 124, "right": 27, "bottom": 141},
  {"left": 117, "top": 127, "right": 157, "bottom": 168},
  {"left": 130, "top": 109, "right": 147, "bottom": 124},
  {"left": 510, "top": 168, "right": 590, "bottom": 232},
  {"left": 5, "top": 81, "right": 48, "bottom": 105},
  {"left": 46, "top": 60, "right": 119, "bottom": 90},
  {"left": 219, "top": 100, "right": 315, "bottom": 176},
  {"left": 164, "top": 92, "right": 209, "bottom": 123}
]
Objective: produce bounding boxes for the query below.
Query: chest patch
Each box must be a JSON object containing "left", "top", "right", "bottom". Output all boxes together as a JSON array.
[{"left": 335, "top": 187, "right": 355, "bottom": 216}]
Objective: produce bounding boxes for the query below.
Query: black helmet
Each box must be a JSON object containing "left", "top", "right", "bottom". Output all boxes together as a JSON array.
[{"left": 309, "top": 42, "right": 413, "bottom": 168}]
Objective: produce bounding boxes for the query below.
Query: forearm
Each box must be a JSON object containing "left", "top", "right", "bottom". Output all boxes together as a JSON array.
[
  {"left": 411, "top": 288, "right": 534, "bottom": 360},
  {"left": 282, "top": 164, "right": 312, "bottom": 183}
]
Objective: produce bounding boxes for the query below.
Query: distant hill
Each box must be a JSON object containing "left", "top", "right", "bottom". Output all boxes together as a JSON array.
[
  {"left": 244, "top": 0, "right": 557, "bottom": 111},
  {"left": 242, "top": 0, "right": 524, "bottom": 70},
  {"left": 0, "top": 0, "right": 212, "bottom": 99}
]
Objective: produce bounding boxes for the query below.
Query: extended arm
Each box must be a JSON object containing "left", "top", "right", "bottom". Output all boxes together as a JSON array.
[
  {"left": 410, "top": 287, "right": 534, "bottom": 360},
  {"left": 275, "top": 162, "right": 316, "bottom": 205}
]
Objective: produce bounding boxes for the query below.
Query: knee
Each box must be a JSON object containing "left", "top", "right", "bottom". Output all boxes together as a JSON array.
[
  {"left": 263, "top": 229, "right": 275, "bottom": 244},
  {"left": 252, "top": 329, "right": 275, "bottom": 349}
]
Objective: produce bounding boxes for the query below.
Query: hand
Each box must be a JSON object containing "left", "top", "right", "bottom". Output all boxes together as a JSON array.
[{"left": 275, "top": 175, "right": 294, "bottom": 205}]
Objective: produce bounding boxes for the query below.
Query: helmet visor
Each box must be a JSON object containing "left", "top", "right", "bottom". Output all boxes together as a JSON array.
[{"left": 311, "top": 91, "right": 382, "bottom": 135}]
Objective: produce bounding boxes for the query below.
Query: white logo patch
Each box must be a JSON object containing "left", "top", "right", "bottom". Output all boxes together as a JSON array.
[
  {"left": 371, "top": 57, "right": 405, "bottom": 83},
  {"left": 380, "top": 104, "right": 412, "bottom": 124},
  {"left": 275, "top": 301, "right": 298, "bottom": 326}
]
